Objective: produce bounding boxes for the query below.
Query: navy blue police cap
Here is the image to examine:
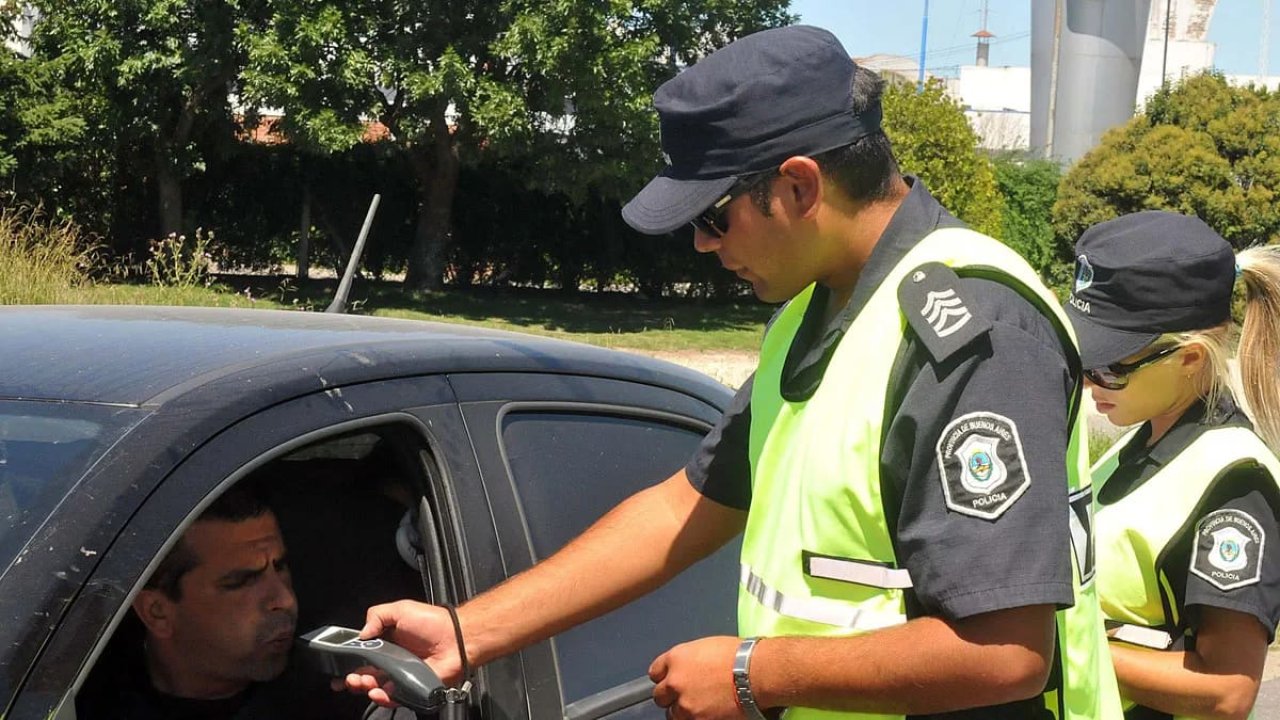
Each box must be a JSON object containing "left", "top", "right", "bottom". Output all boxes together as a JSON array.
[
  {"left": 622, "top": 25, "right": 882, "bottom": 235},
  {"left": 1064, "top": 211, "right": 1236, "bottom": 369}
]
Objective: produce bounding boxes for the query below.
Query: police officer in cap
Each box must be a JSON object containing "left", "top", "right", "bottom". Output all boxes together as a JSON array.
[
  {"left": 345, "top": 25, "right": 1121, "bottom": 720},
  {"left": 1065, "top": 211, "right": 1280, "bottom": 719}
]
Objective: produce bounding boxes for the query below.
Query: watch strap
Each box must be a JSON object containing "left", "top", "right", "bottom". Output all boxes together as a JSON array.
[{"left": 732, "top": 637, "right": 769, "bottom": 720}]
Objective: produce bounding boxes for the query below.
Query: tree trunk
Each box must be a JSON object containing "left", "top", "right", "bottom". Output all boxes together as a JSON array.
[
  {"left": 297, "top": 187, "right": 312, "bottom": 281},
  {"left": 155, "top": 90, "right": 202, "bottom": 240},
  {"left": 404, "top": 107, "right": 460, "bottom": 292},
  {"left": 156, "top": 150, "right": 183, "bottom": 239}
]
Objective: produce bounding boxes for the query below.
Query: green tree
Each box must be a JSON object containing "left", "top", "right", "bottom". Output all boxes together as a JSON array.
[
  {"left": 0, "top": 49, "right": 21, "bottom": 184},
  {"left": 994, "top": 154, "right": 1063, "bottom": 285},
  {"left": 0, "top": 10, "right": 105, "bottom": 226},
  {"left": 28, "top": 0, "right": 256, "bottom": 239},
  {"left": 239, "top": 0, "right": 792, "bottom": 291},
  {"left": 1054, "top": 73, "right": 1280, "bottom": 253},
  {"left": 882, "top": 78, "right": 1004, "bottom": 238}
]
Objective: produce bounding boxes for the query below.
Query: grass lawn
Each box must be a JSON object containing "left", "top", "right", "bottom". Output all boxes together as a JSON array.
[{"left": 66, "top": 275, "right": 774, "bottom": 352}]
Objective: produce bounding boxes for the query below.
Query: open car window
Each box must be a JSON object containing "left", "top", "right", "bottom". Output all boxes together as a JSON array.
[{"left": 72, "top": 421, "right": 450, "bottom": 720}]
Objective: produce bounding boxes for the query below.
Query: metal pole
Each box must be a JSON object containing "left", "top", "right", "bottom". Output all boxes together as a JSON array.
[
  {"left": 1045, "top": 0, "right": 1063, "bottom": 159},
  {"left": 917, "top": 0, "right": 929, "bottom": 93},
  {"left": 1161, "top": 0, "right": 1172, "bottom": 87}
]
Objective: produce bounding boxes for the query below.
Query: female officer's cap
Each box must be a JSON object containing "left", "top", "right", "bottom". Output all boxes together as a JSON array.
[
  {"left": 621, "top": 25, "right": 882, "bottom": 235},
  {"left": 1064, "top": 211, "right": 1235, "bottom": 369}
]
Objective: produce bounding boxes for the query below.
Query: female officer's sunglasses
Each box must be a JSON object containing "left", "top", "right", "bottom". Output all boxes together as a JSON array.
[
  {"left": 689, "top": 172, "right": 774, "bottom": 237},
  {"left": 1084, "top": 344, "right": 1182, "bottom": 390}
]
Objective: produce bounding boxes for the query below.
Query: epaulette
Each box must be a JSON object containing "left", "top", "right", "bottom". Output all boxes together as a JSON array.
[{"left": 897, "top": 262, "right": 992, "bottom": 364}]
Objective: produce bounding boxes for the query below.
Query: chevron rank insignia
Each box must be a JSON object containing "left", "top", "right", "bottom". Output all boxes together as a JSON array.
[{"left": 898, "top": 262, "right": 992, "bottom": 363}]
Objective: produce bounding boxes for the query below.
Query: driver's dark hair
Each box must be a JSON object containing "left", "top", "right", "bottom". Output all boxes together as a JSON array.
[
  {"left": 143, "top": 481, "right": 272, "bottom": 601},
  {"left": 749, "top": 66, "right": 901, "bottom": 213}
]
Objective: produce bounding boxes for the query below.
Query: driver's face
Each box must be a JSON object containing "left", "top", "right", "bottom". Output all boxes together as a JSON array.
[{"left": 170, "top": 513, "right": 297, "bottom": 688}]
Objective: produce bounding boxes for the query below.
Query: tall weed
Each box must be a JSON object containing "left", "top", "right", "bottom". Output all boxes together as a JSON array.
[
  {"left": 145, "top": 229, "right": 215, "bottom": 288},
  {"left": 0, "top": 205, "right": 95, "bottom": 304}
]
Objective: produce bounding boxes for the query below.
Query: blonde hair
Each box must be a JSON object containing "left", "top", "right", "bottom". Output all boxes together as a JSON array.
[
  {"left": 1167, "top": 322, "right": 1235, "bottom": 425},
  {"left": 1235, "top": 245, "right": 1280, "bottom": 452},
  {"left": 1168, "top": 246, "right": 1280, "bottom": 452}
]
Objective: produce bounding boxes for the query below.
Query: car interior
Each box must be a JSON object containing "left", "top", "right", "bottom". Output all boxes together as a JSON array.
[{"left": 74, "top": 424, "right": 445, "bottom": 720}]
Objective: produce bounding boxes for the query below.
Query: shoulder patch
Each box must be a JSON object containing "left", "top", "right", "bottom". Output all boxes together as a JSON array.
[
  {"left": 898, "top": 262, "right": 993, "bottom": 363},
  {"left": 935, "top": 411, "right": 1031, "bottom": 520},
  {"left": 1191, "top": 509, "right": 1266, "bottom": 591}
]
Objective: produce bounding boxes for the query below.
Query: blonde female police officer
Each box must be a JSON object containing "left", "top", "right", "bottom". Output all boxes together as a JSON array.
[{"left": 1064, "top": 211, "right": 1280, "bottom": 719}]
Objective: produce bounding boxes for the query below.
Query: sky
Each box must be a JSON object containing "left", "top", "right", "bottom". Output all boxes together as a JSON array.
[{"left": 789, "top": 0, "right": 1277, "bottom": 78}]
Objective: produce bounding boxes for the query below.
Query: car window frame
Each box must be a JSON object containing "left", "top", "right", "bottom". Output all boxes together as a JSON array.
[{"left": 10, "top": 375, "right": 484, "bottom": 720}]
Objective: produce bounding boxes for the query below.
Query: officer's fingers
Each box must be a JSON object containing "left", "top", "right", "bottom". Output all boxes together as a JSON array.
[
  {"left": 361, "top": 602, "right": 399, "bottom": 639},
  {"left": 362, "top": 599, "right": 424, "bottom": 639},
  {"left": 368, "top": 687, "right": 395, "bottom": 707},
  {"left": 651, "top": 679, "right": 678, "bottom": 709},
  {"left": 649, "top": 652, "right": 669, "bottom": 683},
  {"left": 345, "top": 672, "right": 381, "bottom": 693}
]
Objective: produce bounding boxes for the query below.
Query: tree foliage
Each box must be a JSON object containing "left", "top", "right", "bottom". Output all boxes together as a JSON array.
[
  {"left": 882, "top": 78, "right": 1004, "bottom": 239},
  {"left": 26, "top": 0, "right": 255, "bottom": 241},
  {"left": 239, "top": 0, "right": 792, "bottom": 290},
  {"left": 1054, "top": 73, "right": 1280, "bottom": 253},
  {"left": 993, "top": 154, "right": 1064, "bottom": 286}
]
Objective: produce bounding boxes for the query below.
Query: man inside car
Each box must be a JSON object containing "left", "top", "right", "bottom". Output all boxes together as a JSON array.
[{"left": 78, "top": 481, "right": 300, "bottom": 719}]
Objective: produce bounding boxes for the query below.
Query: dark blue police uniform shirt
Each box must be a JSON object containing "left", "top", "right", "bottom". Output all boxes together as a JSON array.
[
  {"left": 1098, "top": 397, "right": 1280, "bottom": 642},
  {"left": 688, "top": 177, "right": 1077, "bottom": 624}
]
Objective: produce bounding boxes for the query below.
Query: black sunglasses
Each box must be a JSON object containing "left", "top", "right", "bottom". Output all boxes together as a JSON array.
[
  {"left": 1084, "top": 344, "right": 1182, "bottom": 390},
  {"left": 689, "top": 173, "right": 773, "bottom": 237}
]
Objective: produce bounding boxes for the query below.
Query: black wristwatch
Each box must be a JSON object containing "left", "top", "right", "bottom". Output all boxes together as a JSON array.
[{"left": 732, "top": 637, "right": 769, "bottom": 720}]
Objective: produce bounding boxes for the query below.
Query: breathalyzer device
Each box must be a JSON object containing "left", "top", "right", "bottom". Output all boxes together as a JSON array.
[{"left": 299, "top": 625, "right": 448, "bottom": 714}]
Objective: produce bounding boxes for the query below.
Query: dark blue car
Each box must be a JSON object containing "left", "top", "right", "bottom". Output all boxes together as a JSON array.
[{"left": 0, "top": 305, "right": 739, "bottom": 720}]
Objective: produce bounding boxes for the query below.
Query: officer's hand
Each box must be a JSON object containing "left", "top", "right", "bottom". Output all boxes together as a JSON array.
[
  {"left": 342, "top": 600, "right": 463, "bottom": 706},
  {"left": 650, "top": 636, "right": 744, "bottom": 720}
]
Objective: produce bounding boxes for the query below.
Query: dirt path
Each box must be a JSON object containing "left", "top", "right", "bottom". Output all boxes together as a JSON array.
[{"left": 627, "top": 349, "right": 757, "bottom": 389}]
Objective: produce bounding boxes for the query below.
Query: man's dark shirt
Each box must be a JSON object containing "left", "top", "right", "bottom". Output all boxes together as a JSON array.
[
  {"left": 687, "top": 178, "right": 1078, "bottom": 718},
  {"left": 75, "top": 620, "right": 371, "bottom": 720}
]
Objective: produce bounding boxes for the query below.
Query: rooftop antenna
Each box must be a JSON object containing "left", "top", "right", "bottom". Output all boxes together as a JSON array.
[
  {"left": 973, "top": 0, "right": 994, "bottom": 66},
  {"left": 326, "top": 194, "right": 380, "bottom": 314}
]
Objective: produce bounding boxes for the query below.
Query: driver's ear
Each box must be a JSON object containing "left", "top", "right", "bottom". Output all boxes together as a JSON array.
[{"left": 133, "top": 588, "right": 177, "bottom": 639}]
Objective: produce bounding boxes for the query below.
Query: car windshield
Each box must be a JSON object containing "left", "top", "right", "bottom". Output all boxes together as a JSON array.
[{"left": 0, "top": 401, "right": 148, "bottom": 571}]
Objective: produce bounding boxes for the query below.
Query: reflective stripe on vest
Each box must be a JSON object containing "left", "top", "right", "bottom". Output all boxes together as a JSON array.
[
  {"left": 740, "top": 564, "right": 907, "bottom": 631},
  {"left": 742, "top": 227, "right": 1122, "bottom": 720},
  {"left": 1106, "top": 622, "right": 1176, "bottom": 650}
]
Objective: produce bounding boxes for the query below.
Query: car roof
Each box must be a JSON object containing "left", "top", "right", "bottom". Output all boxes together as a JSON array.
[{"left": 1, "top": 305, "right": 729, "bottom": 407}]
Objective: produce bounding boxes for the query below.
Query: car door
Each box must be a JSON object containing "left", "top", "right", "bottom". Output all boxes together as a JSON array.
[
  {"left": 9, "top": 374, "right": 484, "bottom": 720},
  {"left": 448, "top": 371, "right": 739, "bottom": 720}
]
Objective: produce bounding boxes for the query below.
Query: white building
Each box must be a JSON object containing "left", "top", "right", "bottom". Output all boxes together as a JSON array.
[
  {"left": 855, "top": 53, "right": 925, "bottom": 86},
  {"left": 943, "top": 0, "right": 1278, "bottom": 155},
  {"left": 947, "top": 65, "right": 1031, "bottom": 152},
  {"left": 1136, "top": 0, "right": 1218, "bottom": 105}
]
